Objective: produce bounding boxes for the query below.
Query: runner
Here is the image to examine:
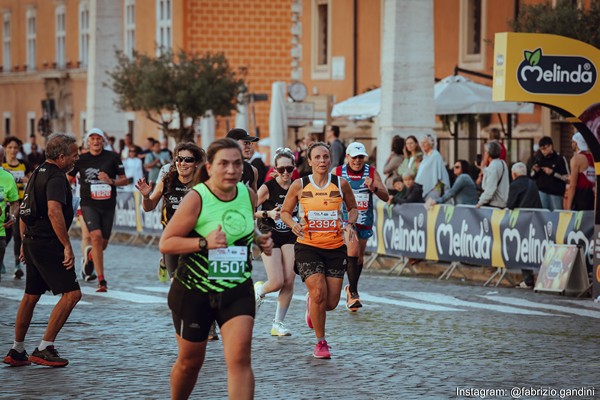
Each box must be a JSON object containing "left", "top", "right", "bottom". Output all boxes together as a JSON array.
[
  {"left": 226, "top": 128, "right": 259, "bottom": 192},
  {"left": 159, "top": 138, "right": 273, "bottom": 399},
  {"left": 135, "top": 142, "right": 204, "bottom": 281},
  {"left": 3, "top": 133, "right": 81, "bottom": 368},
  {"left": 2, "top": 136, "right": 32, "bottom": 279},
  {"left": 280, "top": 142, "right": 358, "bottom": 359},
  {"left": 68, "top": 128, "right": 127, "bottom": 292},
  {"left": 253, "top": 147, "right": 298, "bottom": 336},
  {"left": 333, "top": 142, "right": 389, "bottom": 311}
]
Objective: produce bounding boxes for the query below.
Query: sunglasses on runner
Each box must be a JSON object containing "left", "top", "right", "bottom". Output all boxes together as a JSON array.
[
  {"left": 276, "top": 166, "right": 294, "bottom": 174},
  {"left": 176, "top": 156, "right": 196, "bottom": 163},
  {"left": 351, "top": 155, "right": 365, "bottom": 160}
]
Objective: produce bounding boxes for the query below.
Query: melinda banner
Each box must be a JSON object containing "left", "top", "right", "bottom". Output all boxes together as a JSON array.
[{"left": 366, "top": 202, "right": 593, "bottom": 271}]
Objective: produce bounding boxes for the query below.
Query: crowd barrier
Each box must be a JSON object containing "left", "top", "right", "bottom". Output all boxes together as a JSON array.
[
  {"left": 365, "top": 202, "right": 593, "bottom": 283},
  {"left": 110, "top": 188, "right": 163, "bottom": 243}
]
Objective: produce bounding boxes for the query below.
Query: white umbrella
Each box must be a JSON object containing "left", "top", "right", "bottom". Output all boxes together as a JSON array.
[
  {"left": 330, "top": 75, "right": 534, "bottom": 119},
  {"left": 269, "top": 82, "right": 288, "bottom": 157}
]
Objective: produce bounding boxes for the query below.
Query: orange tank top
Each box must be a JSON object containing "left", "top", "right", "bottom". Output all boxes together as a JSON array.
[{"left": 297, "top": 174, "right": 344, "bottom": 249}]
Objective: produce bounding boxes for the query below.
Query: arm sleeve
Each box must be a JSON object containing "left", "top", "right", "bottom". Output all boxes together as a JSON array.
[{"left": 439, "top": 175, "right": 466, "bottom": 203}]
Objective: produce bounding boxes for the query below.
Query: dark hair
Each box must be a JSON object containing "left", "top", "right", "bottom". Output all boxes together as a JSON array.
[
  {"left": 391, "top": 135, "right": 405, "bottom": 155},
  {"left": 3, "top": 136, "right": 22, "bottom": 148},
  {"left": 403, "top": 135, "right": 421, "bottom": 158},
  {"left": 539, "top": 136, "right": 553, "bottom": 147},
  {"left": 485, "top": 141, "right": 502, "bottom": 159},
  {"left": 455, "top": 159, "right": 470, "bottom": 175},
  {"left": 273, "top": 147, "right": 295, "bottom": 167},
  {"left": 392, "top": 176, "right": 404, "bottom": 184},
  {"left": 307, "top": 141, "right": 330, "bottom": 160},
  {"left": 330, "top": 126, "right": 340, "bottom": 138},
  {"left": 45, "top": 133, "right": 77, "bottom": 160},
  {"left": 163, "top": 142, "right": 205, "bottom": 191},
  {"left": 489, "top": 128, "right": 501, "bottom": 140},
  {"left": 199, "top": 138, "right": 243, "bottom": 183}
]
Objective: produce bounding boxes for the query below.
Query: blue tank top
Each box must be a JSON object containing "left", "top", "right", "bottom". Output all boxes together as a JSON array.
[{"left": 340, "top": 164, "right": 374, "bottom": 228}]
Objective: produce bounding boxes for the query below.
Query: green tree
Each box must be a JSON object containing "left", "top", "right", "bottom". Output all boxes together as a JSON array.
[
  {"left": 511, "top": 0, "right": 600, "bottom": 49},
  {"left": 107, "top": 49, "right": 246, "bottom": 143}
]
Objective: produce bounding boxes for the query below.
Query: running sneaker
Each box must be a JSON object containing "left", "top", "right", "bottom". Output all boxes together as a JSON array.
[
  {"left": 313, "top": 340, "right": 331, "bottom": 359},
  {"left": 96, "top": 279, "right": 108, "bottom": 293},
  {"left": 13, "top": 264, "right": 24, "bottom": 280},
  {"left": 345, "top": 284, "right": 362, "bottom": 312},
  {"left": 3, "top": 349, "right": 31, "bottom": 367},
  {"left": 158, "top": 257, "right": 168, "bottom": 283},
  {"left": 254, "top": 281, "right": 265, "bottom": 311},
  {"left": 271, "top": 320, "right": 292, "bottom": 337},
  {"left": 29, "top": 346, "right": 69, "bottom": 367},
  {"left": 81, "top": 245, "right": 96, "bottom": 282},
  {"left": 207, "top": 322, "right": 219, "bottom": 341},
  {"left": 305, "top": 292, "right": 313, "bottom": 329}
]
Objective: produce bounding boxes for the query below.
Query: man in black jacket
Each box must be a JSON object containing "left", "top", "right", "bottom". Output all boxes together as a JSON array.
[
  {"left": 530, "top": 136, "right": 569, "bottom": 211},
  {"left": 507, "top": 162, "right": 541, "bottom": 289}
]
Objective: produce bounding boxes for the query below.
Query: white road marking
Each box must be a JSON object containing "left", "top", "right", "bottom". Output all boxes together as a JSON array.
[
  {"left": 80, "top": 286, "right": 165, "bottom": 303},
  {"left": 481, "top": 295, "right": 600, "bottom": 319},
  {"left": 135, "top": 285, "right": 170, "bottom": 294},
  {"left": 0, "top": 287, "right": 91, "bottom": 305},
  {"left": 291, "top": 293, "right": 463, "bottom": 312},
  {"left": 396, "top": 291, "right": 552, "bottom": 316}
]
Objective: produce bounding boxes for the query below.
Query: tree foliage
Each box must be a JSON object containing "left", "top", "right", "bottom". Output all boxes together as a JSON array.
[
  {"left": 511, "top": 0, "right": 600, "bottom": 49},
  {"left": 107, "top": 50, "right": 246, "bottom": 143}
]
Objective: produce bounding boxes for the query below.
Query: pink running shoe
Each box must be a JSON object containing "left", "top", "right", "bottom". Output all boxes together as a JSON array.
[
  {"left": 313, "top": 340, "right": 331, "bottom": 359},
  {"left": 305, "top": 292, "right": 313, "bottom": 329}
]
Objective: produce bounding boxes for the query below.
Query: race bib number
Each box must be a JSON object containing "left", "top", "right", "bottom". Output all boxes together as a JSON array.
[
  {"left": 208, "top": 246, "right": 248, "bottom": 280},
  {"left": 274, "top": 218, "right": 288, "bottom": 231},
  {"left": 355, "top": 192, "right": 370, "bottom": 211},
  {"left": 307, "top": 210, "right": 338, "bottom": 232},
  {"left": 90, "top": 184, "right": 112, "bottom": 200}
]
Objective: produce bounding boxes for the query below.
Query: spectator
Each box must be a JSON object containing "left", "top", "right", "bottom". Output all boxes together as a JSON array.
[
  {"left": 123, "top": 147, "right": 144, "bottom": 190},
  {"left": 22, "top": 134, "right": 43, "bottom": 156},
  {"left": 397, "top": 135, "right": 422, "bottom": 178},
  {"left": 383, "top": 135, "right": 405, "bottom": 192},
  {"left": 415, "top": 133, "right": 450, "bottom": 200},
  {"left": 476, "top": 141, "right": 509, "bottom": 208},
  {"left": 27, "top": 144, "right": 45, "bottom": 170},
  {"left": 477, "top": 127, "right": 507, "bottom": 185},
  {"left": 507, "top": 162, "right": 542, "bottom": 289},
  {"left": 139, "top": 137, "right": 155, "bottom": 162},
  {"left": 530, "top": 136, "right": 569, "bottom": 211},
  {"left": 388, "top": 176, "right": 407, "bottom": 205},
  {"left": 160, "top": 137, "right": 173, "bottom": 160},
  {"left": 327, "top": 125, "right": 345, "bottom": 169},
  {"left": 144, "top": 140, "right": 170, "bottom": 185},
  {"left": 297, "top": 134, "right": 317, "bottom": 177},
  {"left": 120, "top": 133, "right": 141, "bottom": 160},
  {"left": 564, "top": 132, "right": 595, "bottom": 210},
  {"left": 431, "top": 159, "right": 478, "bottom": 206},
  {"left": 394, "top": 172, "right": 423, "bottom": 204}
]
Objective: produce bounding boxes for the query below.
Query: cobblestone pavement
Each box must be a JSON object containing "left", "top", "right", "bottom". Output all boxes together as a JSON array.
[{"left": 1, "top": 240, "right": 599, "bottom": 400}]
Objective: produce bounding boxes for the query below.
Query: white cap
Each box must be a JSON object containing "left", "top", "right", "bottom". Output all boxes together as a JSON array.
[
  {"left": 572, "top": 132, "right": 589, "bottom": 151},
  {"left": 346, "top": 142, "right": 368, "bottom": 157},
  {"left": 85, "top": 128, "right": 108, "bottom": 144}
]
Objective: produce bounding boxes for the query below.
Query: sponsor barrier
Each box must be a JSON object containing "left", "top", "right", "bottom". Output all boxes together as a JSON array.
[
  {"left": 112, "top": 188, "right": 163, "bottom": 239},
  {"left": 365, "top": 201, "right": 593, "bottom": 271}
]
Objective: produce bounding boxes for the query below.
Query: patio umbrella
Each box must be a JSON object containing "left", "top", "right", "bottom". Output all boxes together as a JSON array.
[{"left": 269, "top": 81, "right": 288, "bottom": 159}]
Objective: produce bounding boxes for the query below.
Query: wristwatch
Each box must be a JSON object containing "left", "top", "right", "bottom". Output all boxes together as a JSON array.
[{"left": 198, "top": 237, "right": 208, "bottom": 251}]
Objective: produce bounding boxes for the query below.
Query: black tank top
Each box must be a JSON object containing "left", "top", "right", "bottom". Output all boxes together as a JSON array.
[
  {"left": 161, "top": 178, "right": 191, "bottom": 227},
  {"left": 241, "top": 161, "right": 254, "bottom": 188},
  {"left": 260, "top": 179, "right": 296, "bottom": 233}
]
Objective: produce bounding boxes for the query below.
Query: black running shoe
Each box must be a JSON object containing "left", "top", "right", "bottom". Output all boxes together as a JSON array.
[
  {"left": 13, "top": 267, "right": 24, "bottom": 280},
  {"left": 29, "top": 346, "right": 69, "bottom": 367},
  {"left": 82, "top": 245, "right": 96, "bottom": 281},
  {"left": 96, "top": 279, "right": 108, "bottom": 292},
  {"left": 3, "top": 349, "right": 31, "bottom": 367}
]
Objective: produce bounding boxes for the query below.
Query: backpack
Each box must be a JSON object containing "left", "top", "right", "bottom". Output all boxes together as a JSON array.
[{"left": 19, "top": 165, "right": 44, "bottom": 225}]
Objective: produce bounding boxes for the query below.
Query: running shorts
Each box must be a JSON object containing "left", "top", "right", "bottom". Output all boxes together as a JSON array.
[
  {"left": 294, "top": 242, "right": 347, "bottom": 282},
  {"left": 81, "top": 206, "right": 115, "bottom": 239}
]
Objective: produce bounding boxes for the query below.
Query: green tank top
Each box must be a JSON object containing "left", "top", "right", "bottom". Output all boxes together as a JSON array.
[{"left": 175, "top": 182, "right": 255, "bottom": 292}]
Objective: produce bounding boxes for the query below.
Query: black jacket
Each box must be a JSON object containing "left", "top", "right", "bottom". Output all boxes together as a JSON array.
[
  {"left": 396, "top": 183, "right": 424, "bottom": 204},
  {"left": 530, "top": 151, "right": 568, "bottom": 196},
  {"left": 507, "top": 176, "right": 542, "bottom": 209}
]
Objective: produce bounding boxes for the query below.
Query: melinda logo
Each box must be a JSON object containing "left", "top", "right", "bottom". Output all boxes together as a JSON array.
[{"left": 517, "top": 48, "right": 596, "bottom": 94}]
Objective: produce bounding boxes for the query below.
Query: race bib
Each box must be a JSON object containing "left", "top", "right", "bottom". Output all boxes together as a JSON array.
[
  {"left": 355, "top": 192, "right": 370, "bottom": 211},
  {"left": 306, "top": 210, "right": 338, "bottom": 232},
  {"left": 90, "top": 183, "right": 112, "bottom": 200},
  {"left": 274, "top": 218, "right": 288, "bottom": 231},
  {"left": 207, "top": 246, "right": 248, "bottom": 280}
]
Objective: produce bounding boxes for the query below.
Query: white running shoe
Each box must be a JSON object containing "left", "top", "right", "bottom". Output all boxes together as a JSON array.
[
  {"left": 254, "top": 281, "right": 265, "bottom": 311},
  {"left": 271, "top": 320, "right": 292, "bottom": 336}
]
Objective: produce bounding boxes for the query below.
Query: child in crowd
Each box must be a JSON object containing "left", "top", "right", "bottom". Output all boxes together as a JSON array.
[{"left": 388, "top": 176, "right": 407, "bottom": 205}]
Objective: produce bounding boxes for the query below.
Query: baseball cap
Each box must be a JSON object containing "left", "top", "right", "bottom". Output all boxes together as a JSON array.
[
  {"left": 346, "top": 142, "right": 368, "bottom": 157},
  {"left": 572, "top": 132, "right": 589, "bottom": 151},
  {"left": 538, "top": 136, "right": 553, "bottom": 147},
  {"left": 85, "top": 128, "right": 108, "bottom": 144},
  {"left": 226, "top": 128, "right": 258, "bottom": 142}
]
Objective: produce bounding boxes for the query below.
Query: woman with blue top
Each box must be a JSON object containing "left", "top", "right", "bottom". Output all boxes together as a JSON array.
[
  {"left": 159, "top": 138, "right": 273, "bottom": 400},
  {"left": 430, "top": 159, "right": 478, "bottom": 206}
]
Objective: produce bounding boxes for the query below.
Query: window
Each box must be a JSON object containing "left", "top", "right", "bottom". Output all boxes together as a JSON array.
[
  {"left": 124, "top": 0, "right": 136, "bottom": 58},
  {"left": 80, "top": 111, "right": 87, "bottom": 135},
  {"left": 459, "top": 0, "right": 486, "bottom": 69},
  {"left": 79, "top": 1, "right": 90, "bottom": 67},
  {"left": 2, "top": 13, "right": 10, "bottom": 72},
  {"left": 156, "top": 0, "right": 172, "bottom": 54},
  {"left": 3, "top": 112, "right": 10, "bottom": 135},
  {"left": 26, "top": 9, "right": 36, "bottom": 71},
  {"left": 27, "top": 112, "right": 36, "bottom": 137},
  {"left": 311, "top": 0, "right": 331, "bottom": 79},
  {"left": 56, "top": 6, "right": 66, "bottom": 68}
]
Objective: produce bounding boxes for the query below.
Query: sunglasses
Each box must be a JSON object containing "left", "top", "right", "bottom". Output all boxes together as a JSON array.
[
  {"left": 276, "top": 166, "right": 294, "bottom": 174},
  {"left": 350, "top": 155, "right": 365, "bottom": 160},
  {"left": 176, "top": 156, "right": 196, "bottom": 163},
  {"left": 453, "top": 165, "right": 461, "bottom": 169}
]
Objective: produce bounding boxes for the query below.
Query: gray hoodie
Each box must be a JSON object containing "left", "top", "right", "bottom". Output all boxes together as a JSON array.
[{"left": 478, "top": 158, "right": 509, "bottom": 208}]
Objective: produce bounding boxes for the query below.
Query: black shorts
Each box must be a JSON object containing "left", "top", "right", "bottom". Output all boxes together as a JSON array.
[
  {"left": 168, "top": 278, "right": 255, "bottom": 342},
  {"left": 23, "top": 235, "right": 80, "bottom": 295},
  {"left": 81, "top": 206, "right": 115, "bottom": 239},
  {"left": 271, "top": 230, "right": 296, "bottom": 249},
  {"left": 294, "top": 242, "right": 347, "bottom": 282}
]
